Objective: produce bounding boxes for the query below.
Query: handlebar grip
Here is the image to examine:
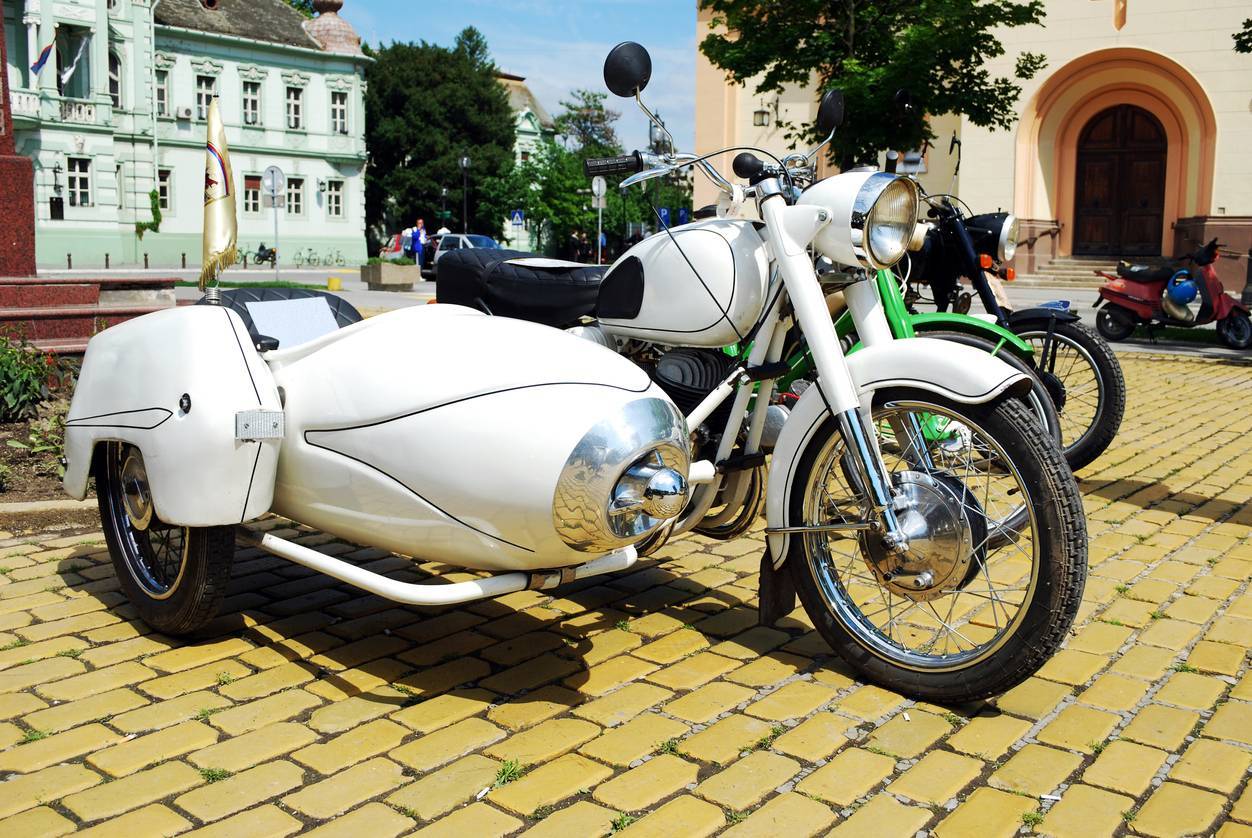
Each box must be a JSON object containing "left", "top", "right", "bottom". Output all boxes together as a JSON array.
[{"left": 584, "top": 153, "right": 643, "bottom": 177}]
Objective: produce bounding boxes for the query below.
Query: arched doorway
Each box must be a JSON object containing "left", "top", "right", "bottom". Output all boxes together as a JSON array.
[{"left": 1073, "top": 105, "right": 1167, "bottom": 256}]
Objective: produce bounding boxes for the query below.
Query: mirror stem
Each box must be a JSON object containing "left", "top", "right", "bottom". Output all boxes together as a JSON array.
[{"left": 636, "top": 94, "right": 676, "bottom": 155}]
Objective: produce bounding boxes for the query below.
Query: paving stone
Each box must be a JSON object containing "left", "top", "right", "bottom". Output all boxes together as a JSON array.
[
  {"left": 386, "top": 753, "right": 501, "bottom": 821},
  {"left": 1138, "top": 618, "right": 1202, "bottom": 650},
  {"left": 388, "top": 717, "right": 505, "bottom": 773},
  {"left": 62, "top": 760, "right": 203, "bottom": 822},
  {"left": 73, "top": 803, "right": 191, "bottom": 838},
  {"left": 695, "top": 749, "right": 799, "bottom": 810},
  {"left": 865, "top": 709, "right": 952, "bottom": 757},
  {"left": 307, "top": 691, "right": 401, "bottom": 734},
  {"left": 490, "top": 752, "right": 613, "bottom": 815},
  {"left": 724, "top": 651, "right": 810, "bottom": 687},
  {"left": 1078, "top": 673, "right": 1153, "bottom": 711},
  {"left": 174, "top": 760, "right": 305, "bottom": 822},
  {"left": 301, "top": 802, "right": 414, "bottom": 838},
  {"left": 35, "top": 661, "right": 157, "bottom": 703},
  {"left": 746, "top": 679, "right": 838, "bottom": 722},
  {"left": 23, "top": 687, "right": 150, "bottom": 734},
  {"left": 486, "top": 684, "right": 582, "bottom": 730},
  {"left": 1036, "top": 648, "right": 1108, "bottom": 685},
  {"left": 797, "top": 747, "right": 896, "bottom": 805},
  {"left": 524, "top": 800, "right": 618, "bottom": 838},
  {"left": 645, "top": 651, "right": 742, "bottom": 690},
  {"left": 633, "top": 628, "right": 708, "bottom": 664},
  {"left": 484, "top": 716, "right": 600, "bottom": 765},
  {"left": 721, "top": 791, "right": 836, "bottom": 838},
  {"left": 181, "top": 805, "right": 302, "bottom": 838},
  {"left": 1081, "top": 740, "right": 1169, "bottom": 796},
  {"left": 933, "top": 787, "right": 1035, "bottom": 838},
  {"left": 1202, "top": 699, "right": 1252, "bottom": 744},
  {"left": 1066, "top": 621, "right": 1134, "bottom": 655},
  {"left": 87, "top": 720, "right": 218, "bottom": 777},
  {"left": 139, "top": 660, "right": 252, "bottom": 701},
  {"left": 1037, "top": 783, "right": 1133, "bottom": 838},
  {"left": 0, "top": 807, "right": 77, "bottom": 838},
  {"left": 710, "top": 626, "right": 790, "bottom": 660},
  {"left": 989, "top": 744, "right": 1082, "bottom": 795},
  {"left": 947, "top": 713, "right": 1033, "bottom": 760},
  {"left": 1167, "top": 738, "right": 1251, "bottom": 793},
  {"left": 188, "top": 721, "right": 318, "bottom": 773},
  {"left": 772, "top": 711, "right": 856, "bottom": 762},
  {"left": 831, "top": 684, "right": 906, "bottom": 720},
  {"left": 572, "top": 681, "right": 673, "bottom": 726},
  {"left": 1231, "top": 784, "right": 1252, "bottom": 824},
  {"left": 1121, "top": 704, "right": 1200, "bottom": 750},
  {"left": 991, "top": 676, "right": 1071, "bottom": 719},
  {"left": 579, "top": 711, "right": 688, "bottom": 766},
  {"left": 1131, "top": 781, "right": 1225, "bottom": 838},
  {"left": 144, "top": 639, "right": 254, "bottom": 674},
  {"left": 1185, "top": 639, "right": 1246, "bottom": 676},
  {"left": 593, "top": 753, "right": 699, "bottom": 811},
  {"left": 679, "top": 713, "right": 773, "bottom": 765},
  {"left": 565, "top": 655, "right": 657, "bottom": 696},
  {"left": 619, "top": 794, "right": 723, "bottom": 837},
  {"left": 208, "top": 688, "right": 320, "bottom": 736},
  {"left": 0, "top": 763, "right": 102, "bottom": 819},
  {"left": 1036, "top": 705, "right": 1120, "bottom": 753},
  {"left": 0, "top": 722, "right": 121, "bottom": 773},
  {"left": 831, "top": 794, "right": 929, "bottom": 837},
  {"left": 888, "top": 750, "right": 983, "bottom": 805},
  {"left": 1110, "top": 644, "right": 1176, "bottom": 681},
  {"left": 664, "top": 680, "right": 756, "bottom": 723},
  {"left": 292, "top": 718, "right": 409, "bottom": 774},
  {"left": 408, "top": 802, "right": 521, "bottom": 838},
  {"left": 282, "top": 757, "right": 406, "bottom": 819}
]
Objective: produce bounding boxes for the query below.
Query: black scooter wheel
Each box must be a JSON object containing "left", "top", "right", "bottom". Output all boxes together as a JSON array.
[
  {"left": 1217, "top": 312, "right": 1252, "bottom": 350},
  {"left": 1095, "top": 305, "right": 1137, "bottom": 342}
]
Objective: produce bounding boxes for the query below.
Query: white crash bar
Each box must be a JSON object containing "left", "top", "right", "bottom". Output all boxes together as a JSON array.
[{"left": 238, "top": 530, "right": 638, "bottom": 606}]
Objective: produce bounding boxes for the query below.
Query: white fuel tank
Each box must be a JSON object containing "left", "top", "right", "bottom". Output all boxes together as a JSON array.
[
  {"left": 268, "top": 305, "right": 688, "bottom": 572},
  {"left": 598, "top": 219, "right": 769, "bottom": 347}
]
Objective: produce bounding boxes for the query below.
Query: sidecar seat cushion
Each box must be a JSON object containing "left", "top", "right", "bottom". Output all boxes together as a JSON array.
[
  {"left": 436, "top": 247, "right": 605, "bottom": 328},
  {"left": 196, "top": 287, "right": 362, "bottom": 349}
]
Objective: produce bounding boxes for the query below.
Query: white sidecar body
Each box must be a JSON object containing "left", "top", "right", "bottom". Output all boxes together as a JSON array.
[{"left": 64, "top": 302, "right": 688, "bottom": 573}]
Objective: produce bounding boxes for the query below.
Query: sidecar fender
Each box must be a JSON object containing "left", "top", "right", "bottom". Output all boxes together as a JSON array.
[
  {"left": 764, "top": 338, "right": 1029, "bottom": 565},
  {"left": 63, "top": 305, "right": 281, "bottom": 527}
]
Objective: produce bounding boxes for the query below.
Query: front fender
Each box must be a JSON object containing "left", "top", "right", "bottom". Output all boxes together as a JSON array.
[
  {"left": 1007, "top": 307, "right": 1080, "bottom": 328},
  {"left": 764, "top": 338, "right": 1028, "bottom": 565},
  {"left": 909, "top": 312, "right": 1034, "bottom": 359}
]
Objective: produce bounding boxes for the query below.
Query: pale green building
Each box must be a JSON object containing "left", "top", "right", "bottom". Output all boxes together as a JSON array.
[{"left": 2, "top": 0, "right": 368, "bottom": 269}]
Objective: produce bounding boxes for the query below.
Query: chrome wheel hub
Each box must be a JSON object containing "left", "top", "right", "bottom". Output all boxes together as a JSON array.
[
  {"left": 860, "top": 471, "right": 973, "bottom": 601},
  {"left": 120, "top": 449, "right": 154, "bottom": 531}
]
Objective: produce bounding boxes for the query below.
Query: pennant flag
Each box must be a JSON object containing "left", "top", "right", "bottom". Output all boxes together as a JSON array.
[
  {"left": 30, "top": 27, "right": 57, "bottom": 75},
  {"left": 60, "top": 33, "right": 89, "bottom": 87},
  {"left": 199, "top": 98, "right": 238, "bottom": 291}
]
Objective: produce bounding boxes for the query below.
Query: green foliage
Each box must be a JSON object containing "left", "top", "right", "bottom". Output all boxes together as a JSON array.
[
  {"left": 0, "top": 463, "right": 10, "bottom": 493},
  {"left": 7, "top": 408, "right": 67, "bottom": 478},
  {"left": 20, "top": 729, "right": 49, "bottom": 744},
  {"left": 0, "top": 336, "right": 66, "bottom": 423},
  {"left": 366, "top": 256, "right": 416, "bottom": 266},
  {"left": 610, "top": 813, "right": 635, "bottom": 832},
  {"left": 493, "top": 758, "right": 523, "bottom": 787},
  {"left": 199, "top": 767, "right": 233, "bottom": 783},
  {"left": 1235, "top": 19, "right": 1252, "bottom": 53},
  {"left": 135, "top": 189, "right": 162, "bottom": 240},
  {"left": 364, "top": 29, "right": 517, "bottom": 250},
  {"left": 553, "top": 90, "right": 620, "bottom": 155},
  {"left": 281, "top": 0, "right": 315, "bottom": 18},
  {"left": 1021, "top": 810, "right": 1044, "bottom": 827},
  {"left": 699, "top": 0, "right": 1048, "bottom": 166}
]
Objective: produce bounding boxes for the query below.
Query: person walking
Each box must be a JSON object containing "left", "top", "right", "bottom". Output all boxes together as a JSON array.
[{"left": 408, "top": 218, "right": 428, "bottom": 265}]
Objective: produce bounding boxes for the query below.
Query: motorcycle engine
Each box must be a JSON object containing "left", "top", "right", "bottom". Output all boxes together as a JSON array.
[{"left": 652, "top": 348, "right": 734, "bottom": 430}]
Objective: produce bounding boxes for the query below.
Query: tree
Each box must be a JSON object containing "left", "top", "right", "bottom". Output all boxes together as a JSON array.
[
  {"left": 363, "top": 28, "right": 517, "bottom": 250},
  {"left": 281, "top": 0, "right": 315, "bottom": 18},
  {"left": 1235, "top": 19, "right": 1252, "bottom": 53},
  {"left": 553, "top": 90, "right": 620, "bottom": 155},
  {"left": 699, "top": 0, "right": 1048, "bottom": 167}
]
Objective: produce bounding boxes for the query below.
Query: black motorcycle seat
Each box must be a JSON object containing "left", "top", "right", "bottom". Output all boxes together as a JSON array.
[
  {"left": 196, "top": 287, "right": 363, "bottom": 350},
  {"left": 1116, "top": 261, "right": 1176, "bottom": 282},
  {"left": 436, "top": 247, "right": 606, "bottom": 328}
]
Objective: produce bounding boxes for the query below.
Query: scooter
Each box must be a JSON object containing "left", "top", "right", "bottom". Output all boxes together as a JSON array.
[
  {"left": 1095, "top": 238, "right": 1252, "bottom": 350},
  {"left": 254, "top": 243, "right": 277, "bottom": 267},
  {"left": 64, "top": 42, "right": 1086, "bottom": 703}
]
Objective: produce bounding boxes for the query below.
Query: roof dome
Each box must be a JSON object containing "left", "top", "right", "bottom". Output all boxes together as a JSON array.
[{"left": 305, "top": 0, "right": 363, "bottom": 56}]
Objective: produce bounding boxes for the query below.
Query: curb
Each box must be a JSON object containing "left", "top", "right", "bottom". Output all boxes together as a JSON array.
[{"left": 0, "top": 498, "right": 96, "bottom": 514}]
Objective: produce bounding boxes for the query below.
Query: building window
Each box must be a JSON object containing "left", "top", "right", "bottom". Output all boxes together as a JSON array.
[
  {"left": 157, "top": 168, "right": 172, "bottom": 211},
  {"left": 67, "top": 157, "right": 91, "bottom": 207},
  {"left": 108, "top": 51, "right": 122, "bottom": 108},
  {"left": 196, "top": 75, "right": 217, "bottom": 120},
  {"left": 244, "top": 174, "right": 261, "bottom": 214},
  {"left": 242, "top": 81, "right": 261, "bottom": 126},
  {"left": 520, "top": 151, "right": 530, "bottom": 163},
  {"left": 286, "top": 86, "right": 303, "bottom": 130},
  {"left": 116, "top": 164, "right": 123, "bottom": 209},
  {"left": 286, "top": 177, "right": 304, "bottom": 215},
  {"left": 326, "top": 179, "right": 344, "bottom": 217},
  {"left": 330, "top": 91, "right": 348, "bottom": 134},
  {"left": 155, "top": 70, "right": 169, "bottom": 116}
]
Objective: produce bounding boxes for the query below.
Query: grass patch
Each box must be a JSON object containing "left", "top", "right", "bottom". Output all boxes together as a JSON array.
[
  {"left": 1114, "top": 584, "right": 1130, "bottom": 595},
  {"left": 194, "top": 707, "right": 224, "bottom": 722},
  {"left": 1122, "top": 808, "right": 1137, "bottom": 823},
  {"left": 1099, "top": 618, "right": 1124, "bottom": 627},
  {"left": 199, "top": 767, "right": 233, "bottom": 783},
  {"left": 1149, "top": 610, "right": 1165, "bottom": 620},
  {"left": 753, "top": 724, "right": 788, "bottom": 751},
  {"left": 493, "top": 759, "right": 523, "bottom": 788},
  {"left": 215, "top": 671, "right": 236, "bottom": 686},
  {"left": 1090, "top": 740, "right": 1108, "bottom": 755},
  {"left": 20, "top": 728, "right": 48, "bottom": 744},
  {"left": 532, "top": 804, "right": 555, "bottom": 820},
  {"left": 615, "top": 620, "right": 632, "bottom": 632},
  {"left": 56, "top": 648, "right": 84, "bottom": 658},
  {"left": 393, "top": 805, "right": 419, "bottom": 820},
  {"left": 1171, "top": 663, "right": 1199, "bottom": 674},
  {"left": 1022, "top": 810, "right": 1044, "bottom": 827},
  {"left": 0, "top": 637, "right": 28, "bottom": 651},
  {"left": 725, "top": 809, "right": 748, "bottom": 824},
  {"left": 611, "top": 813, "right": 636, "bottom": 832},
  {"left": 655, "top": 737, "right": 681, "bottom": 756},
  {"left": 942, "top": 712, "right": 964, "bottom": 726}
]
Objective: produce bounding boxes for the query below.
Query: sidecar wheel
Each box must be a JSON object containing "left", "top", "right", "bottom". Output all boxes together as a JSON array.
[{"left": 96, "top": 443, "right": 235, "bottom": 636}]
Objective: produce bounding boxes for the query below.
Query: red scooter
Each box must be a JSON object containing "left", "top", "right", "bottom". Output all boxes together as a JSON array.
[{"left": 1094, "top": 239, "right": 1251, "bottom": 350}]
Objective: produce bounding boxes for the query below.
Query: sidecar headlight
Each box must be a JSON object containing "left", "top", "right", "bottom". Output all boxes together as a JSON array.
[{"left": 800, "top": 171, "right": 920, "bottom": 270}]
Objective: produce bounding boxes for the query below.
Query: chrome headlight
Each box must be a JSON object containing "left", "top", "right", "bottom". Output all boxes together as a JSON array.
[
  {"left": 799, "top": 171, "right": 920, "bottom": 270},
  {"left": 999, "top": 213, "right": 1020, "bottom": 263},
  {"left": 966, "top": 211, "right": 1019, "bottom": 264}
]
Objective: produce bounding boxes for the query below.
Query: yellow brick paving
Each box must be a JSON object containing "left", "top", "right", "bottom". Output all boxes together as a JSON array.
[{"left": 0, "top": 353, "right": 1249, "bottom": 837}]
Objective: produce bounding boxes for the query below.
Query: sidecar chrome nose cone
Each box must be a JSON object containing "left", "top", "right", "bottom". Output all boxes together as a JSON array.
[{"left": 611, "top": 457, "right": 688, "bottom": 520}]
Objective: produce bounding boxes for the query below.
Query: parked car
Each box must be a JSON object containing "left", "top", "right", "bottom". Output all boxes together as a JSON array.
[
  {"left": 431, "top": 234, "right": 501, "bottom": 277},
  {"left": 378, "top": 234, "right": 405, "bottom": 261}
]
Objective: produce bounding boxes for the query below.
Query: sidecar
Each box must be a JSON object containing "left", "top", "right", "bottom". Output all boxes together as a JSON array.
[{"left": 65, "top": 295, "right": 690, "bottom": 626}]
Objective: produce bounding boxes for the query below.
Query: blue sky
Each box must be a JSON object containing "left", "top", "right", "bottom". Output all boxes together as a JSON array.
[{"left": 338, "top": 0, "right": 697, "bottom": 152}]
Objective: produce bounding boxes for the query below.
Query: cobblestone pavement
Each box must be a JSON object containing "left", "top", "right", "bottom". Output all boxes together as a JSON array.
[{"left": 0, "top": 353, "right": 1249, "bottom": 837}]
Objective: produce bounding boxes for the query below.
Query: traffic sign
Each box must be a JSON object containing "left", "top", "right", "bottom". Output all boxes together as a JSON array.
[
  {"left": 510, "top": 209, "right": 524, "bottom": 227},
  {"left": 591, "top": 175, "right": 607, "bottom": 198},
  {"left": 262, "top": 165, "right": 285, "bottom": 197},
  {"left": 678, "top": 207, "right": 689, "bottom": 225},
  {"left": 658, "top": 207, "right": 671, "bottom": 226}
]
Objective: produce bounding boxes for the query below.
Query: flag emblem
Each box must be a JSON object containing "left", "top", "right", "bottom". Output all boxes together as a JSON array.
[
  {"left": 30, "top": 40, "right": 55, "bottom": 75},
  {"left": 199, "top": 98, "right": 238, "bottom": 290}
]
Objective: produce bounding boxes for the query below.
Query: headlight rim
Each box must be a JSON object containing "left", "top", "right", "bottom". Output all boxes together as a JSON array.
[
  {"left": 851, "top": 173, "right": 920, "bottom": 270},
  {"left": 998, "top": 213, "right": 1020, "bottom": 264}
]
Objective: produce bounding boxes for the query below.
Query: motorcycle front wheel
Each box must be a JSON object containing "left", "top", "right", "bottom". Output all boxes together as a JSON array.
[
  {"left": 96, "top": 442, "right": 235, "bottom": 636},
  {"left": 1014, "top": 320, "right": 1125, "bottom": 472},
  {"left": 785, "top": 389, "right": 1086, "bottom": 703}
]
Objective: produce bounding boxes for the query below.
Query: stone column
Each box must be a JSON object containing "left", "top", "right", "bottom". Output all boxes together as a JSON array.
[{"left": 0, "top": 10, "right": 38, "bottom": 275}]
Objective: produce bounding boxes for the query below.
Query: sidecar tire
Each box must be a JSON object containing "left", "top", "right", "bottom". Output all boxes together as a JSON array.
[{"left": 96, "top": 443, "right": 236, "bottom": 636}]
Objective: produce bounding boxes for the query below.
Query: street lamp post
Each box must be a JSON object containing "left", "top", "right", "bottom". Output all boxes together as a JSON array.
[
  {"left": 459, "top": 156, "right": 470, "bottom": 233},
  {"left": 440, "top": 187, "right": 448, "bottom": 228}
]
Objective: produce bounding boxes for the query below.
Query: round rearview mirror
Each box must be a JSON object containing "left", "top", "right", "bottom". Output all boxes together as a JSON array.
[
  {"left": 816, "top": 89, "right": 845, "bottom": 135},
  {"left": 604, "top": 42, "right": 652, "bottom": 98}
]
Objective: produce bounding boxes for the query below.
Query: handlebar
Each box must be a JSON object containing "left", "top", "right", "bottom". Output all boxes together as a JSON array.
[{"left": 584, "top": 152, "right": 647, "bottom": 178}]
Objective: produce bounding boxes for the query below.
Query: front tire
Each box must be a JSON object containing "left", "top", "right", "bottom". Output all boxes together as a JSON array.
[
  {"left": 1095, "top": 305, "right": 1137, "bottom": 342},
  {"left": 96, "top": 443, "right": 235, "bottom": 636},
  {"left": 1217, "top": 312, "right": 1252, "bottom": 350},
  {"left": 1015, "top": 320, "right": 1125, "bottom": 472},
  {"left": 785, "top": 389, "right": 1086, "bottom": 703}
]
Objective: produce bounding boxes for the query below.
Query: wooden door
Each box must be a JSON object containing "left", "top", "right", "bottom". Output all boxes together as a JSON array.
[{"left": 1073, "top": 105, "right": 1167, "bottom": 257}]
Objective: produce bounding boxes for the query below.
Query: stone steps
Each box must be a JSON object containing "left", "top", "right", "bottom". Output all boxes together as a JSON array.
[{"left": 0, "top": 276, "right": 177, "bottom": 354}]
